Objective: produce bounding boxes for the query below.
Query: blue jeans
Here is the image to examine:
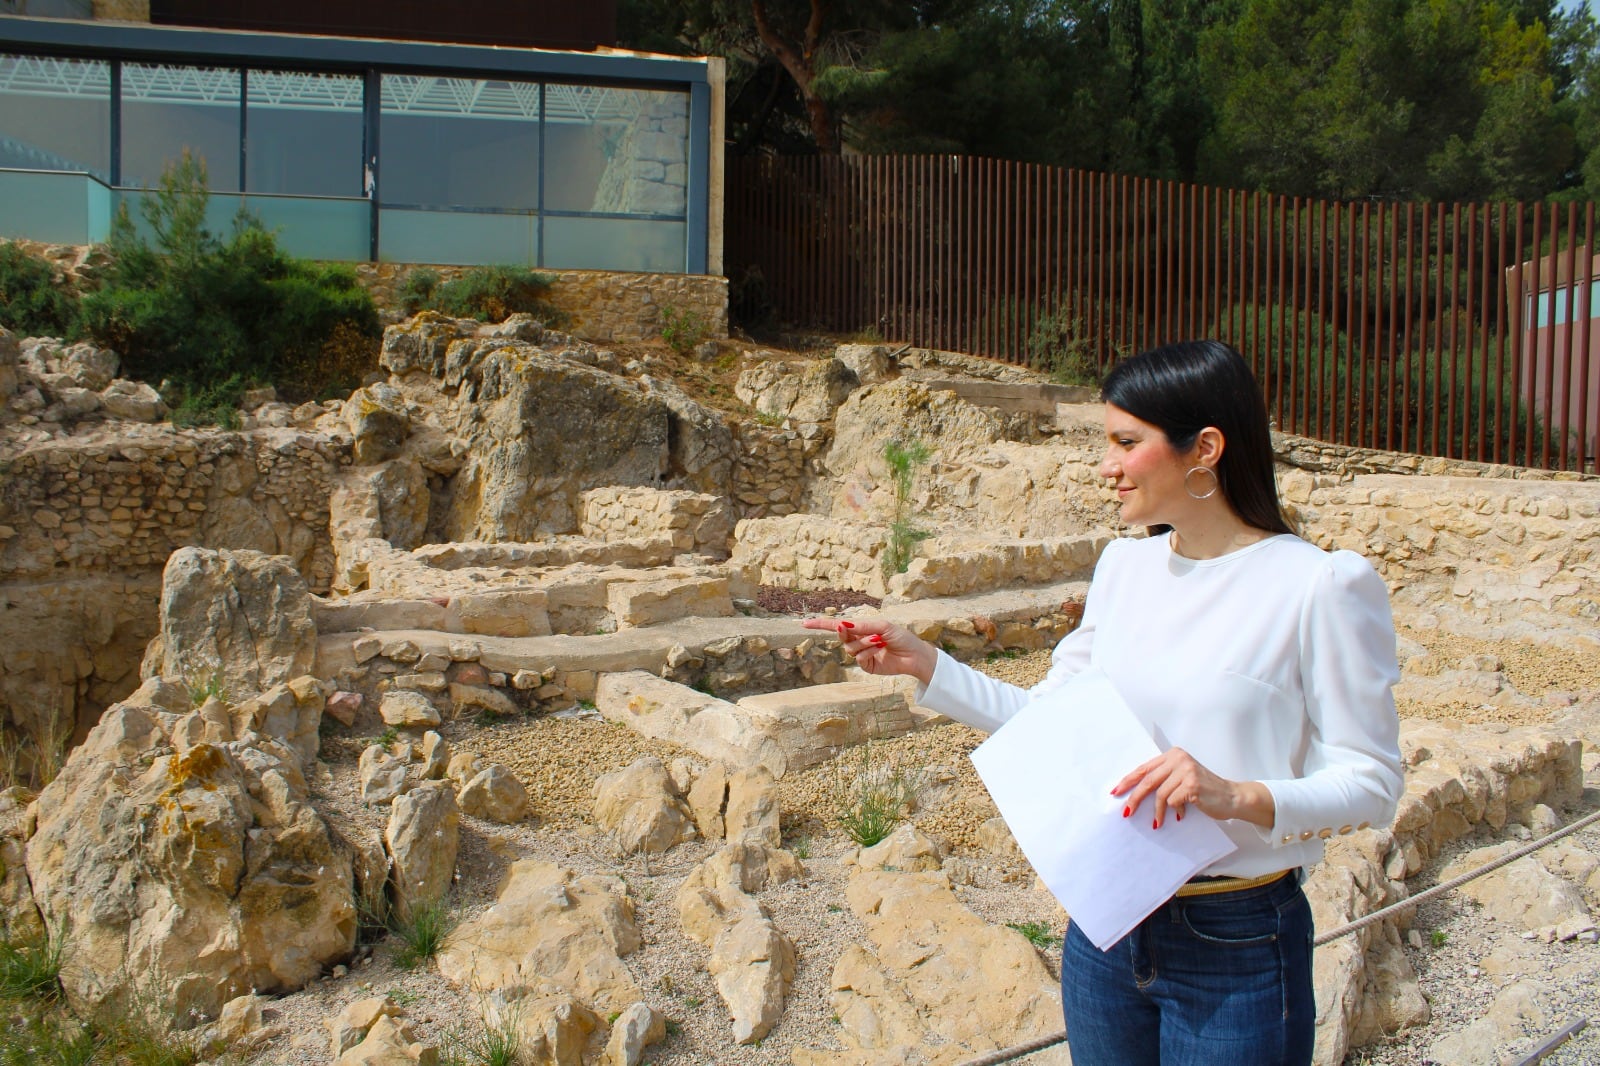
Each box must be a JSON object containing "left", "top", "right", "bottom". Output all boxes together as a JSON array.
[{"left": 1060, "top": 871, "right": 1315, "bottom": 1066}]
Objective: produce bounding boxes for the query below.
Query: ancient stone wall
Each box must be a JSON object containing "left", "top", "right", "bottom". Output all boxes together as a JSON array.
[
  {"left": 731, "top": 515, "right": 893, "bottom": 597},
  {"left": 1286, "top": 471, "right": 1600, "bottom": 623},
  {"left": 579, "top": 486, "right": 736, "bottom": 558},
  {"left": 731, "top": 423, "right": 821, "bottom": 518},
  {"left": 885, "top": 533, "right": 1110, "bottom": 603},
  {"left": 0, "top": 430, "right": 347, "bottom": 735},
  {"left": 352, "top": 264, "right": 728, "bottom": 344}
]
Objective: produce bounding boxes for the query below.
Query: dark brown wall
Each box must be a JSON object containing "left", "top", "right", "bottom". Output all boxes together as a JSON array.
[{"left": 150, "top": 0, "right": 617, "bottom": 51}]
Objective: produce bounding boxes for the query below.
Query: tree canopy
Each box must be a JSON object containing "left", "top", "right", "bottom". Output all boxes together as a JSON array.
[{"left": 618, "top": 0, "right": 1600, "bottom": 202}]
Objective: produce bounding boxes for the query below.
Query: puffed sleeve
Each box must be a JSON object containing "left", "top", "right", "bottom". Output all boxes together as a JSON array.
[
  {"left": 1258, "top": 551, "right": 1404, "bottom": 846},
  {"left": 913, "top": 540, "right": 1111, "bottom": 733}
]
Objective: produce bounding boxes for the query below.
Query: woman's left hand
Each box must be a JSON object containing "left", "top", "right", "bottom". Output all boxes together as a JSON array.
[{"left": 1110, "top": 748, "right": 1275, "bottom": 830}]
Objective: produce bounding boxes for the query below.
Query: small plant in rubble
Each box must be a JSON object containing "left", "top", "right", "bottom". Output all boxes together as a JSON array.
[
  {"left": 833, "top": 740, "right": 924, "bottom": 847},
  {"left": 881, "top": 436, "right": 932, "bottom": 577}
]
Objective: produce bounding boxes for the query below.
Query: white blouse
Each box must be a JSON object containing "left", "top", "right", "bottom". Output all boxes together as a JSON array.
[{"left": 918, "top": 533, "right": 1405, "bottom": 877}]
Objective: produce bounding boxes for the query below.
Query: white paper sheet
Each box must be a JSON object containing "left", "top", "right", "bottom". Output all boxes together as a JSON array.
[{"left": 969, "top": 667, "right": 1238, "bottom": 950}]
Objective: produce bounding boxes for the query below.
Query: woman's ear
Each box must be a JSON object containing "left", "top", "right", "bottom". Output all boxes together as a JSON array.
[{"left": 1194, "top": 426, "right": 1226, "bottom": 467}]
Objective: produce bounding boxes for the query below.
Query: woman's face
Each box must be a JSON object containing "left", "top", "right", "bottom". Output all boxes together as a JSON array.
[{"left": 1099, "top": 404, "right": 1195, "bottom": 527}]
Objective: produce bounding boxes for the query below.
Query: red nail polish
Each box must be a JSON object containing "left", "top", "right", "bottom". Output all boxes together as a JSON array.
[
  {"left": 839, "top": 621, "right": 855, "bottom": 629},
  {"left": 868, "top": 635, "right": 886, "bottom": 646},
  {"left": 1175, "top": 811, "right": 1183, "bottom": 822},
  {"left": 1121, "top": 806, "right": 1130, "bottom": 818},
  {"left": 1153, "top": 818, "right": 1160, "bottom": 830}
]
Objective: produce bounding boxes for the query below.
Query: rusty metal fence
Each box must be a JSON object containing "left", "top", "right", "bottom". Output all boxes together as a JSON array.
[{"left": 727, "top": 154, "right": 1600, "bottom": 472}]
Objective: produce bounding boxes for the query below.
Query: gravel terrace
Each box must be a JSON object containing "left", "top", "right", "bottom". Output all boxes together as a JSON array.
[{"left": 245, "top": 616, "right": 1600, "bottom": 1066}]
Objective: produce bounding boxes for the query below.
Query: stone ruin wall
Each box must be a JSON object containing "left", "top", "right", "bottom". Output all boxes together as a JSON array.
[
  {"left": 352, "top": 263, "right": 728, "bottom": 345},
  {"left": 0, "top": 430, "right": 348, "bottom": 739},
  {"left": 578, "top": 486, "right": 735, "bottom": 558},
  {"left": 729, "top": 422, "right": 822, "bottom": 518}
]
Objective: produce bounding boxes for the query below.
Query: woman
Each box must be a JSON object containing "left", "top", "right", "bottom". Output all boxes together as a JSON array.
[{"left": 803, "top": 339, "right": 1403, "bottom": 1066}]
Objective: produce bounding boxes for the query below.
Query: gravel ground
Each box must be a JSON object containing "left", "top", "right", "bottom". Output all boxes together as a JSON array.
[{"left": 236, "top": 620, "right": 1598, "bottom": 1066}]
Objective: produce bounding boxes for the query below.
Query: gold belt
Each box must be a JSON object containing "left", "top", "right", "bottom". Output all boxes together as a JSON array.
[{"left": 1174, "top": 869, "right": 1292, "bottom": 898}]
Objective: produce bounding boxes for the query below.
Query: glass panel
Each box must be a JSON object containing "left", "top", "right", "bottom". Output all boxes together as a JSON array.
[
  {"left": 544, "top": 85, "right": 688, "bottom": 217},
  {"left": 543, "top": 215, "right": 684, "bottom": 273},
  {"left": 380, "top": 75, "right": 539, "bottom": 209},
  {"left": 0, "top": 54, "right": 110, "bottom": 180},
  {"left": 246, "top": 70, "right": 364, "bottom": 197},
  {"left": 240, "top": 193, "right": 369, "bottom": 261},
  {"left": 114, "top": 188, "right": 257, "bottom": 244},
  {"left": 0, "top": 169, "right": 104, "bottom": 244},
  {"left": 121, "top": 63, "right": 241, "bottom": 191},
  {"left": 378, "top": 208, "right": 536, "bottom": 266}
]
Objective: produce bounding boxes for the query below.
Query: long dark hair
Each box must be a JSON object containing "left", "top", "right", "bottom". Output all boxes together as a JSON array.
[{"left": 1100, "top": 339, "right": 1293, "bottom": 537}]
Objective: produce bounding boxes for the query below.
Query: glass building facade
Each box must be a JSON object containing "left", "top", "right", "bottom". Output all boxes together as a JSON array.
[{"left": 0, "top": 17, "right": 719, "bottom": 273}]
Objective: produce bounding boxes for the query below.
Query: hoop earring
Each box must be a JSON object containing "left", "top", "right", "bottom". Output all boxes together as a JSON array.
[{"left": 1185, "top": 465, "right": 1219, "bottom": 500}]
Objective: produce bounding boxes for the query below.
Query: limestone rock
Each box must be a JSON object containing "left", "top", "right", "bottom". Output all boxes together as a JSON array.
[
  {"left": 834, "top": 343, "right": 897, "bottom": 386},
  {"left": 0, "top": 831, "right": 45, "bottom": 942},
  {"left": 1438, "top": 844, "right": 1591, "bottom": 931},
  {"left": 359, "top": 744, "right": 412, "bottom": 805},
  {"left": 366, "top": 459, "right": 432, "bottom": 551},
  {"left": 711, "top": 914, "right": 795, "bottom": 1044},
  {"left": 859, "top": 824, "right": 947, "bottom": 873},
  {"left": 24, "top": 702, "right": 357, "bottom": 1023},
  {"left": 594, "top": 671, "right": 789, "bottom": 776},
  {"left": 100, "top": 378, "right": 165, "bottom": 421},
  {"left": 604, "top": 1001, "right": 666, "bottom": 1066},
  {"left": 344, "top": 382, "right": 411, "bottom": 465},
  {"left": 440, "top": 343, "right": 673, "bottom": 540},
  {"left": 684, "top": 759, "right": 728, "bottom": 841},
  {"left": 380, "top": 690, "right": 442, "bottom": 729},
  {"left": 724, "top": 765, "right": 781, "bottom": 848},
  {"left": 336, "top": 1014, "right": 436, "bottom": 1065},
  {"left": 0, "top": 325, "right": 17, "bottom": 399},
  {"left": 450, "top": 682, "right": 518, "bottom": 720},
  {"left": 798, "top": 863, "right": 1063, "bottom": 1063},
  {"left": 229, "top": 675, "right": 324, "bottom": 768},
  {"left": 329, "top": 995, "right": 404, "bottom": 1055},
  {"left": 593, "top": 757, "right": 696, "bottom": 854},
  {"left": 436, "top": 859, "right": 643, "bottom": 1012},
  {"left": 198, "top": 992, "right": 267, "bottom": 1056},
  {"left": 446, "top": 751, "right": 487, "bottom": 788},
  {"left": 458, "top": 764, "right": 530, "bottom": 824},
  {"left": 378, "top": 311, "right": 473, "bottom": 378},
  {"left": 385, "top": 782, "right": 459, "bottom": 920},
  {"left": 158, "top": 547, "right": 317, "bottom": 699},
  {"left": 326, "top": 690, "right": 364, "bottom": 727},
  {"left": 488, "top": 992, "right": 598, "bottom": 1066},
  {"left": 735, "top": 357, "right": 857, "bottom": 424},
  {"left": 420, "top": 731, "right": 450, "bottom": 780}
]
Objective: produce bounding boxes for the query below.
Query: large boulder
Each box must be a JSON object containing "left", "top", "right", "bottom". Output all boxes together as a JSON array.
[
  {"left": 343, "top": 382, "right": 412, "bottom": 465},
  {"left": 593, "top": 757, "right": 696, "bottom": 855},
  {"left": 794, "top": 844, "right": 1066, "bottom": 1066},
  {"left": 440, "top": 343, "right": 674, "bottom": 540},
  {"left": 385, "top": 782, "right": 459, "bottom": 921},
  {"left": 735, "top": 356, "right": 858, "bottom": 425},
  {"left": 676, "top": 842, "right": 802, "bottom": 1045},
  {"left": 157, "top": 548, "right": 317, "bottom": 698},
  {"left": 436, "top": 859, "right": 643, "bottom": 1013},
  {"left": 23, "top": 682, "right": 357, "bottom": 1023}
]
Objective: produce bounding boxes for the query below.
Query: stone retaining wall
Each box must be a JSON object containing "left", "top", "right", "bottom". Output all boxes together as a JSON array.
[
  {"left": 579, "top": 487, "right": 736, "bottom": 558},
  {"left": 731, "top": 423, "right": 822, "bottom": 518},
  {"left": 1288, "top": 472, "right": 1600, "bottom": 621},
  {"left": 884, "top": 533, "right": 1111, "bottom": 603},
  {"left": 0, "top": 431, "right": 344, "bottom": 584},
  {"left": 351, "top": 264, "right": 728, "bottom": 344},
  {"left": 731, "top": 515, "right": 892, "bottom": 597}
]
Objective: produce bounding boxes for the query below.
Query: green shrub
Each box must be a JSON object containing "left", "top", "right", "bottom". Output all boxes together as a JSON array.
[
  {"left": 390, "top": 897, "right": 457, "bottom": 970},
  {"left": 0, "top": 929, "right": 62, "bottom": 1001},
  {"left": 419, "top": 265, "right": 561, "bottom": 324},
  {"left": 660, "top": 303, "right": 711, "bottom": 356},
  {"left": 833, "top": 742, "right": 923, "bottom": 847},
  {"left": 1006, "top": 920, "right": 1061, "bottom": 950},
  {"left": 881, "top": 436, "right": 932, "bottom": 577},
  {"left": 0, "top": 243, "right": 79, "bottom": 338},
  {"left": 76, "top": 152, "right": 380, "bottom": 417},
  {"left": 398, "top": 267, "right": 442, "bottom": 313}
]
